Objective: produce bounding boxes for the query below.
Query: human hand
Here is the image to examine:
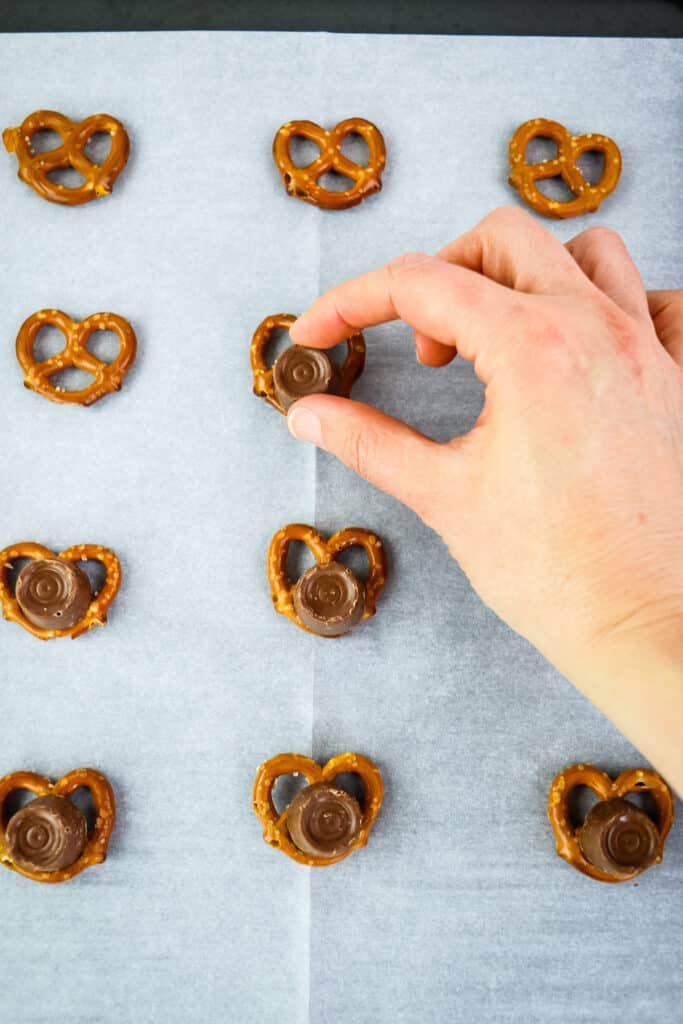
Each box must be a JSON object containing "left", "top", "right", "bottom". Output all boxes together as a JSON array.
[{"left": 286, "top": 207, "right": 683, "bottom": 789}]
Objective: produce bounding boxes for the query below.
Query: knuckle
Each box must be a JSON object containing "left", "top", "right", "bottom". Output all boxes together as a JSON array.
[
  {"left": 343, "top": 427, "right": 376, "bottom": 480},
  {"left": 386, "top": 250, "right": 433, "bottom": 280},
  {"left": 576, "top": 225, "right": 626, "bottom": 253},
  {"left": 480, "top": 204, "right": 534, "bottom": 231}
]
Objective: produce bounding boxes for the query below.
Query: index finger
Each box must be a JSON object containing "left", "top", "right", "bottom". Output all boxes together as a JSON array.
[{"left": 289, "top": 252, "right": 523, "bottom": 373}]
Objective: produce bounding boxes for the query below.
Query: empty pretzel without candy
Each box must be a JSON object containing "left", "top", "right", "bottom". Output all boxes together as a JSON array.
[
  {"left": 253, "top": 752, "right": 383, "bottom": 866},
  {"left": 0, "top": 542, "right": 121, "bottom": 640},
  {"left": 0, "top": 768, "right": 115, "bottom": 884},
  {"left": 508, "top": 118, "right": 621, "bottom": 219},
  {"left": 16, "top": 308, "right": 137, "bottom": 406},
  {"left": 548, "top": 764, "right": 674, "bottom": 883},
  {"left": 273, "top": 118, "right": 386, "bottom": 210},
  {"left": 251, "top": 313, "right": 365, "bottom": 415},
  {"left": 267, "top": 524, "right": 387, "bottom": 637},
  {"left": 3, "top": 110, "right": 130, "bottom": 205}
]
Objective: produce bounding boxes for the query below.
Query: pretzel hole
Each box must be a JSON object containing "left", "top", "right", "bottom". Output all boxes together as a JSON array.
[
  {"left": 68, "top": 786, "right": 98, "bottom": 833},
  {"left": 46, "top": 167, "right": 87, "bottom": 190},
  {"left": 4, "top": 557, "right": 32, "bottom": 594},
  {"left": 524, "top": 136, "right": 559, "bottom": 164},
  {"left": 48, "top": 367, "right": 97, "bottom": 393},
  {"left": 2, "top": 788, "right": 38, "bottom": 829},
  {"left": 288, "top": 136, "right": 323, "bottom": 168},
  {"left": 622, "top": 790, "right": 658, "bottom": 820},
  {"left": 83, "top": 132, "right": 113, "bottom": 166},
  {"left": 333, "top": 546, "right": 369, "bottom": 583},
  {"left": 85, "top": 329, "right": 121, "bottom": 364},
  {"left": 73, "top": 559, "right": 106, "bottom": 598},
  {"left": 317, "top": 171, "right": 357, "bottom": 193},
  {"left": 332, "top": 772, "right": 366, "bottom": 807},
  {"left": 576, "top": 151, "right": 606, "bottom": 185},
  {"left": 339, "top": 132, "right": 370, "bottom": 167},
  {"left": 535, "top": 177, "right": 575, "bottom": 203},
  {"left": 567, "top": 785, "right": 601, "bottom": 829},
  {"left": 286, "top": 541, "right": 317, "bottom": 585},
  {"left": 271, "top": 773, "right": 311, "bottom": 815},
  {"left": 263, "top": 327, "right": 294, "bottom": 370},
  {"left": 33, "top": 325, "right": 67, "bottom": 362},
  {"left": 29, "top": 129, "right": 63, "bottom": 155}
]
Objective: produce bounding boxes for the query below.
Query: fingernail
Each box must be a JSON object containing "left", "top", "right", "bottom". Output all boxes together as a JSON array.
[
  {"left": 416, "top": 349, "right": 426, "bottom": 365},
  {"left": 287, "top": 406, "right": 322, "bottom": 445}
]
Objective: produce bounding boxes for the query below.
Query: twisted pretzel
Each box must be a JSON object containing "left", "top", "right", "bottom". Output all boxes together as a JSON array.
[
  {"left": 273, "top": 118, "right": 386, "bottom": 210},
  {"left": 548, "top": 764, "right": 674, "bottom": 883},
  {"left": 0, "top": 542, "right": 122, "bottom": 640},
  {"left": 253, "top": 752, "right": 383, "bottom": 866},
  {"left": 0, "top": 768, "right": 115, "bottom": 884},
  {"left": 3, "top": 110, "right": 130, "bottom": 206},
  {"left": 267, "top": 524, "right": 387, "bottom": 636},
  {"left": 250, "top": 313, "right": 365, "bottom": 415},
  {"left": 16, "top": 308, "right": 137, "bottom": 406},
  {"left": 508, "top": 118, "right": 621, "bottom": 219}
]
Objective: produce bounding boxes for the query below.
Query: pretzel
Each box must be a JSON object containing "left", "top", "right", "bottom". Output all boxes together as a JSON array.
[
  {"left": 0, "top": 542, "right": 122, "bottom": 640},
  {"left": 273, "top": 118, "right": 386, "bottom": 210},
  {"left": 3, "top": 110, "right": 129, "bottom": 205},
  {"left": 251, "top": 313, "right": 365, "bottom": 415},
  {"left": 16, "top": 308, "right": 137, "bottom": 406},
  {"left": 253, "top": 752, "right": 383, "bottom": 866},
  {"left": 267, "top": 524, "right": 387, "bottom": 636},
  {"left": 0, "top": 768, "right": 115, "bottom": 884},
  {"left": 548, "top": 764, "right": 674, "bottom": 883},
  {"left": 508, "top": 119, "right": 621, "bottom": 219}
]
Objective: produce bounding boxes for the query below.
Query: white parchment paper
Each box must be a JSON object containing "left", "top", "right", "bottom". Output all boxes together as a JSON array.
[{"left": 0, "top": 31, "right": 680, "bottom": 1024}]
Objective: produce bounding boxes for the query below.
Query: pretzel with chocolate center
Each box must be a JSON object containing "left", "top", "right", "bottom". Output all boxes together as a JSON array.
[
  {"left": 3, "top": 110, "right": 130, "bottom": 205},
  {"left": 0, "top": 768, "right": 115, "bottom": 884},
  {"left": 273, "top": 118, "right": 386, "bottom": 210},
  {"left": 0, "top": 542, "right": 122, "bottom": 640},
  {"left": 251, "top": 313, "right": 365, "bottom": 415},
  {"left": 267, "top": 524, "right": 387, "bottom": 636},
  {"left": 16, "top": 308, "right": 137, "bottom": 406},
  {"left": 508, "top": 118, "right": 621, "bottom": 219},
  {"left": 548, "top": 764, "right": 674, "bottom": 883},
  {"left": 253, "top": 752, "right": 383, "bottom": 866}
]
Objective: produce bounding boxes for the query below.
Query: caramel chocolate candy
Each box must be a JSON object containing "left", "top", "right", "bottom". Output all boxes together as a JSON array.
[
  {"left": 5, "top": 795, "right": 87, "bottom": 873},
  {"left": 15, "top": 557, "right": 92, "bottom": 630},
  {"left": 293, "top": 562, "right": 365, "bottom": 637},
  {"left": 578, "top": 798, "right": 661, "bottom": 878},
  {"left": 272, "top": 345, "right": 335, "bottom": 411},
  {"left": 287, "top": 781, "right": 362, "bottom": 859}
]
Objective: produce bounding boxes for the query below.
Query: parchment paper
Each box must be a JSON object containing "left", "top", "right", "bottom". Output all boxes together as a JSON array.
[{"left": 0, "top": 32, "right": 680, "bottom": 1024}]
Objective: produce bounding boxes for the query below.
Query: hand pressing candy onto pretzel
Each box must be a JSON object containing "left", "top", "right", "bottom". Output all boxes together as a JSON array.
[
  {"left": 252, "top": 752, "right": 383, "bottom": 866},
  {"left": 3, "top": 110, "right": 130, "bottom": 206},
  {"left": 16, "top": 308, "right": 137, "bottom": 406},
  {"left": 284, "top": 206, "right": 683, "bottom": 794},
  {"left": 0, "top": 542, "right": 122, "bottom": 640},
  {"left": 267, "top": 524, "right": 387, "bottom": 637},
  {"left": 273, "top": 118, "right": 386, "bottom": 210},
  {"left": 0, "top": 768, "right": 115, "bottom": 884}
]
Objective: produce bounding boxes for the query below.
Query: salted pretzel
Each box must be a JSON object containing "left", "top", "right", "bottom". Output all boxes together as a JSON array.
[
  {"left": 250, "top": 313, "right": 365, "bottom": 415},
  {"left": 267, "top": 524, "right": 387, "bottom": 637},
  {"left": 508, "top": 118, "right": 621, "bottom": 219},
  {"left": 16, "top": 308, "right": 137, "bottom": 406},
  {"left": 253, "top": 752, "right": 383, "bottom": 866},
  {"left": 0, "top": 768, "right": 115, "bottom": 884},
  {"left": 0, "top": 542, "right": 122, "bottom": 640},
  {"left": 273, "top": 118, "right": 386, "bottom": 210},
  {"left": 548, "top": 764, "right": 674, "bottom": 883},
  {"left": 3, "top": 110, "right": 129, "bottom": 206}
]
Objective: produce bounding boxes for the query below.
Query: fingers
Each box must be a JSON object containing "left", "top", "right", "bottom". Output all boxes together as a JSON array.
[
  {"left": 566, "top": 226, "right": 650, "bottom": 321},
  {"left": 647, "top": 290, "right": 683, "bottom": 367},
  {"left": 414, "top": 331, "right": 457, "bottom": 367},
  {"left": 289, "top": 251, "right": 519, "bottom": 380},
  {"left": 286, "top": 394, "right": 456, "bottom": 522},
  {"left": 437, "top": 206, "right": 588, "bottom": 296}
]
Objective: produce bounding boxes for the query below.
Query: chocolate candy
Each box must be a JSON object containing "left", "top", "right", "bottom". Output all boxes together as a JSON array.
[
  {"left": 15, "top": 557, "right": 92, "bottom": 630},
  {"left": 578, "top": 797, "right": 661, "bottom": 877},
  {"left": 293, "top": 562, "right": 365, "bottom": 637},
  {"left": 286, "top": 781, "right": 362, "bottom": 859},
  {"left": 5, "top": 795, "right": 87, "bottom": 873},
  {"left": 272, "top": 345, "right": 335, "bottom": 411}
]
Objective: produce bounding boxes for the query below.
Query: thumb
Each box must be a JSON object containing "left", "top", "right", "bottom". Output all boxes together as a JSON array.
[{"left": 287, "top": 395, "right": 453, "bottom": 524}]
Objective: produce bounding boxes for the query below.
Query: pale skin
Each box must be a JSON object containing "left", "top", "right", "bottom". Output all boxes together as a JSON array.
[{"left": 285, "top": 206, "right": 683, "bottom": 796}]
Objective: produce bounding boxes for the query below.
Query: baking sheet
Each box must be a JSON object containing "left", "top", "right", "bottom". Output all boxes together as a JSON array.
[{"left": 0, "top": 31, "right": 681, "bottom": 1024}]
